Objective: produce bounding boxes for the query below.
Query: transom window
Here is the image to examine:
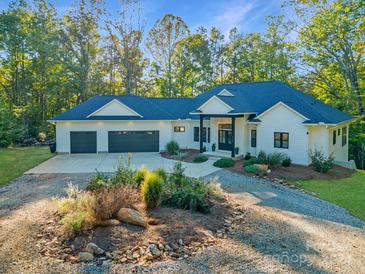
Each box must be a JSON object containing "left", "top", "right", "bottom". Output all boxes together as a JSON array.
[
  {"left": 274, "top": 132, "right": 289, "bottom": 149},
  {"left": 174, "top": 126, "right": 185, "bottom": 133},
  {"left": 218, "top": 124, "right": 232, "bottom": 130},
  {"left": 251, "top": 129, "right": 257, "bottom": 148}
]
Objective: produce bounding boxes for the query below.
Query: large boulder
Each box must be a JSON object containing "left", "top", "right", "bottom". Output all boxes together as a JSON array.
[
  {"left": 78, "top": 252, "right": 94, "bottom": 262},
  {"left": 116, "top": 208, "right": 147, "bottom": 228}
]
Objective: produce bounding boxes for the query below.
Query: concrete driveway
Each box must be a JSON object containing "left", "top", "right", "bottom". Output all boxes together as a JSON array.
[{"left": 25, "top": 153, "right": 220, "bottom": 178}]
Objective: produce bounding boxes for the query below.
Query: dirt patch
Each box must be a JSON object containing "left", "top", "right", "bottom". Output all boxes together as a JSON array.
[
  {"left": 38, "top": 197, "right": 230, "bottom": 265},
  {"left": 161, "top": 149, "right": 201, "bottom": 163},
  {"left": 227, "top": 159, "right": 354, "bottom": 181}
]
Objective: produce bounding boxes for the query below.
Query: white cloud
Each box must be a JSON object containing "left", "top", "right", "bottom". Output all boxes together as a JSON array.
[{"left": 212, "top": 0, "right": 255, "bottom": 35}]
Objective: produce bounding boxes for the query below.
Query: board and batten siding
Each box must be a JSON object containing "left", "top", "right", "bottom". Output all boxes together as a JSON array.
[
  {"left": 255, "top": 104, "right": 309, "bottom": 165},
  {"left": 56, "top": 121, "right": 172, "bottom": 153}
]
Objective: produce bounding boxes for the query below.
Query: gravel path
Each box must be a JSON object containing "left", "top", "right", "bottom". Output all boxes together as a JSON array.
[
  {"left": 0, "top": 173, "right": 364, "bottom": 273},
  {"left": 203, "top": 170, "right": 365, "bottom": 228}
]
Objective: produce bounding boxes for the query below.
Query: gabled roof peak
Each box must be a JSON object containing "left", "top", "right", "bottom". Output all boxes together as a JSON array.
[{"left": 218, "top": 89, "right": 234, "bottom": 96}]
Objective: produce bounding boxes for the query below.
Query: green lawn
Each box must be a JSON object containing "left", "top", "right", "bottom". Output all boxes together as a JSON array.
[
  {"left": 294, "top": 170, "right": 365, "bottom": 221},
  {"left": 0, "top": 146, "right": 53, "bottom": 185}
]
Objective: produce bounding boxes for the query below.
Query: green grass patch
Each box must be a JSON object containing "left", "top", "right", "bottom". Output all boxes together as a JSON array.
[
  {"left": 0, "top": 146, "right": 53, "bottom": 185},
  {"left": 293, "top": 170, "right": 365, "bottom": 221}
]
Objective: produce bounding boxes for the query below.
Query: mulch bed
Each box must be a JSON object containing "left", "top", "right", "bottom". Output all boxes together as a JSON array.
[
  {"left": 227, "top": 159, "right": 354, "bottom": 181},
  {"left": 161, "top": 149, "right": 201, "bottom": 163},
  {"left": 38, "top": 196, "right": 232, "bottom": 265}
]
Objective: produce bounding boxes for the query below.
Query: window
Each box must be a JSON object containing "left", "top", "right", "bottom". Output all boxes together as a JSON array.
[
  {"left": 251, "top": 130, "right": 257, "bottom": 147},
  {"left": 194, "top": 127, "right": 199, "bottom": 142},
  {"left": 338, "top": 129, "right": 341, "bottom": 136},
  {"left": 342, "top": 126, "right": 347, "bottom": 146},
  {"left": 333, "top": 130, "right": 336, "bottom": 145},
  {"left": 174, "top": 126, "right": 185, "bottom": 132},
  {"left": 274, "top": 132, "right": 289, "bottom": 149},
  {"left": 194, "top": 127, "right": 210, "bottom": 142}
]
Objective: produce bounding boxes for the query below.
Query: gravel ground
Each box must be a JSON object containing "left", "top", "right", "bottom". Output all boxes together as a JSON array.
[
  {"left": 0, "top": 172, "right": 364, "bottom": 273},
  {"left": 203, "top": 170, "right": 365, "bottom": 228}
]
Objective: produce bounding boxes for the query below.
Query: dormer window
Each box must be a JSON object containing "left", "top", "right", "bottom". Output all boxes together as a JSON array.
[{"left": 218, "top": 89, "right": 234, "bottom": 96}]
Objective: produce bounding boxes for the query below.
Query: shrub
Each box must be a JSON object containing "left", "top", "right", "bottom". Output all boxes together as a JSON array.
[
  {"left": 282, "top": 157, "right": 292, "bottom": 167},
  {"left": 154, "top": 168, "right": 168, "bottom": 183},
  {"left": 165, "top": 140, "right": 180, "bottom": 155},
  {"left": 56, "top": 183, "right": 95, "bottom": 234},
  {"left": 213, "top": 157, "right": 235, "bottom": 168},
  {"left": 87, "top": 171, "right": 109, "bottom": 191},
  {"left": 111, "top": 155, "right": 137, "bottom": 187},
  {"left": 161, "top": 179, "right": 211, "bottom": 213},
  {"left": 140, "top": 172, "right": 164, "bottom": 208},
  {"left": 244, "top": 164, "right": 261, "bottom": 174},
  {"left": 257, "top": 150, "right": 268, "bottom": 164},
  {"left": 309, "top": 149, "right": 334, "bottom": 173},
  {"left": 244, "top": 152, "right": 252, "bottom": 160},
  {"left": 92, "top": 185, "right": 140, "bottom": 222},
  {"left": 193, "top": 154, "right": 208, "bottom": 163},
  {"left": 267, "top": 152, "right": 285, "bottom": 167},
  {"left": 243, "top": 156, "right": 258, "bottom": 167},
  {"left": 135, "top": 167, "right": 150, "bottom": 187},
  {"left": 170, "top": 161, "right": 186, "bottom": 187}
]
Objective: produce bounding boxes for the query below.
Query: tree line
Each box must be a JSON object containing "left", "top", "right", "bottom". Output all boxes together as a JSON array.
[{"left": 0, "top": 0, "right": 364, "bottom": 168}]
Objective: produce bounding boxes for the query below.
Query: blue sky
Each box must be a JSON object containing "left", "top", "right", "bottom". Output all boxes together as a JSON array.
[{"left": 1, "top": 0, "right": 286, "bottom": 36}]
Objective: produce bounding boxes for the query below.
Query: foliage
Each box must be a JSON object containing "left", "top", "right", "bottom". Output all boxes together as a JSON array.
[
  {"left": 309, "top": 149, "right": 335, "bottom": 173},
  {"left": 169, "top": 161, "right": 186, "bottom": 187},
  {"left": 165, "top": 140, "right": 180, "bottom": 155},
  {"left": 244, "top": 164, "right": 261, "bottom": 174},
  {"left": 0, "top": 102, "right": 25, "bottom": 147},
  {"left": 154, "top": 167, "right": 168, "bottom": 183},
  {"left": 243, "top": 157, "right": 259, "bottom": 167},
  {"left": 92, "top": 185, "right": 140, "bottom": 222},
  {"left": 110, "top": 155, "right": 137, "bottom": 187},
  {"left": 282, "top": 157, "right": 292, "bottom": 167},
  {"left": 244, "top": 152, "right": 252, "bottom": 160},
  {"left": 86, "top": 171, "right": 109, "bottom": 191},
  {"left": 213, "top": 157, "right": 235, "bottom": 167},
  {"left": 56, "top": 183, "right": 95, "bottom": 233},
  {"left": 135, "top": 166, "right": 150, "bottom": 187},
  {"left": 256, "top": 151, "right": 285, "bottom": 167},
  {"left": 140, "top": 172, "right": 164, "bottom": 208},
  {"left": 192, "top": 154, "right": 208, "bottom": 163}
]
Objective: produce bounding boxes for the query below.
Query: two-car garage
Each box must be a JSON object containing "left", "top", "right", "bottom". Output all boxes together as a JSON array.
[{"left": 70, "top": 130, "right": 159, "bottom": 154}]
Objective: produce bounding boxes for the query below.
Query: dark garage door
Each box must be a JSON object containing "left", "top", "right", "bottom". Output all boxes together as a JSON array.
[
  {"left": 108, "top": 131, "right": 159, "bottom": 153},
  {"left": 70, "top": 131, "right": 97, "bottom": 153}
]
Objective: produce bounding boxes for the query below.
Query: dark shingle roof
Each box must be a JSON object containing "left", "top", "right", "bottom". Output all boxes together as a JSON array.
[{"left": 50, "top": 81, "right": 352, "bottom": 124}]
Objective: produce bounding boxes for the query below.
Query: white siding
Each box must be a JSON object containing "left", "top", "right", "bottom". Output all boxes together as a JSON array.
[
  {"left": 256, "top": 104, "right": 309, "bottom": 165},
  {"left": 198, "top": 97, "right": 232, "bottom": 114},
  {"left": 308, "top": 125, "right": 329, "bottom": 157},
  {"left": 56, "top": 121, "right": 172, "bottom": 153},
  {"left": 91, "top": 100, "right": 139, "bottom": 116},
  {"left": 328, "top": 125, "right": 348, "bottom": 161}
]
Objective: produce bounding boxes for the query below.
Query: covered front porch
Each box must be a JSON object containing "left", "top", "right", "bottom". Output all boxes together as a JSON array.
[{"left": 198, "top": 114, "right": 246, "bottom": 157}]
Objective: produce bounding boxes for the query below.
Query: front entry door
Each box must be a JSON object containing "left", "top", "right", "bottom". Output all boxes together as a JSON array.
[{"left": 218, "top": 130, "right": 233, "bottom": 151}]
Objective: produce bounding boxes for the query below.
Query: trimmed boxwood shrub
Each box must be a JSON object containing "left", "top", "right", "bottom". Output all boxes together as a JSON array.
[
  {"left": 193, "top": 155, "right": 208, "bottom": 163},
  {"left": 165, "top": 140, "right": 180, "bottom": 155},
  {"left": 213, "top": 157, "right": 235, "bottom": 167},
  {"left": 243, "top": 157, "right": 258, "bottom": 167}
]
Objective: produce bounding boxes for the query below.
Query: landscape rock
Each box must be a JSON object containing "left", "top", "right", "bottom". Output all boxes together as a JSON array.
[
  {"left": 85, "top": 242, "right": 104, "bottom": 255},
  {"left": 78, "top": 252, "right": 94, "bottom": 262},
  {"left": 116, "top": 208, "right": 147, "bottom": 227},
  {"left": 98, "top": 219, "right": 120, "bottom": 227},
  {"left": 148, "top": 244, "right": 161, "bottom": 257}
]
